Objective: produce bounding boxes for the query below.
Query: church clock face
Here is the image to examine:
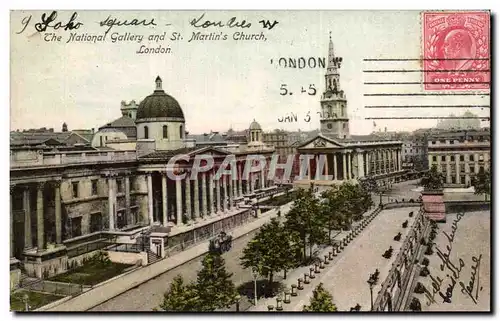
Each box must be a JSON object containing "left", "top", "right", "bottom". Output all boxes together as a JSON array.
[{"left": 327, "top": 123, "right": 333, "bottom": 129}]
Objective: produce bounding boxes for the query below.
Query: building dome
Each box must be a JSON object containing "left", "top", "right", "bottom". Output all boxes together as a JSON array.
[
  {"left": 249, "top": 119, "right": 262, "bottom": 130},
  {"left": 136, "top": 76, "right": 185, "bottom": 121}
]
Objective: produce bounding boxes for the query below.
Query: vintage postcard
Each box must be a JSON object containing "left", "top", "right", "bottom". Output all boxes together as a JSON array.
[{"left": 9, "top": 10, "right": 491, "bottom": 312}]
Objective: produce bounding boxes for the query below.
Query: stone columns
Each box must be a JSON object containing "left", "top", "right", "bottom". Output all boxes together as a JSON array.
[
  {"left": 222, "top": 175, "right": 228, "bottom": 212},
  {"left": 125, "top": 176, "right": 131, "bottom": 226},
  {"left": 185, "top": 175, "right": 192, "bottom": 221},
  {"left": 201, "top": 173, "right": 208, "bottom": 217},
  {"left": 455, "top": 155, "right": 460, "bottom": 185},
  {"left": 246, "top": 173, "right": 251, "bottom": 194},
  {"left": 10, "top": 185, "right": 14, "bottom": 257},
  {"left": 23, "top": 186, "right": 32, "bottom": 249},
  {"left": 393, "top": 149, "right": 397, "bottom": 171},
  {"left": 333, "top": 153, "right": 338, "bottom": 180},
  {"left": 216, "top": 174, "right": 221, "bottom": 214},
  {"left": 193, "top": 174, "right": 199, "bottom": 219},
  {"left": 147, "top": 174, "right": 153, "bottom": 225},
  {"left": 446, "top": 156, "right": 452, "bottom": 184},
  {"left": 55, "top": 182, "right": 62, "bottom": 244},
  {"left": 36, "top": 182, "right": 45, "bottom": 251},
  {"left": 397, "top": 149, "right": 401, "bottom": 171},
  {"left": 357, "top": 151, "right": 364, "bottom": 178},
  {"left": 238, "top": 164, "right": 243, "bottom": 196},
  {"left": 176, "top": 178, "right": 183, "bottom": 225},
  {"left": 342, "top": 152, "right": 347, "bottom": 181},
  {"left": 232, "top": 170, "right": 237, "bottom": 198},
  {"left": 322, "top": 154, "right": 328, "bottom": 179},
  {"left": 261, "top": 168, "right": 265, "bottom": 189},
  {"left": 228, "top": 175, "right": 233, "bottom": 211},
  {"left": 347, "top": 153, "right": 352, "bottom": 180},
  {"left": 162, "top": 173, "right": 168, "bottom": 226},
  {"left": 209, "top": 171, "right": 214, "bottom": 214}
]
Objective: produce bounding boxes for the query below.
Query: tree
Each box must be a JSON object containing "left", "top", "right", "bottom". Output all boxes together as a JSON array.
[
  {"left": 420, "top": 165, "right": 445, "bottom": 190},
  {"left": 240, "top": 218, "right": 299, "bottom": 289},
  {"left": 471, "top": 168, "right": 491, "bottom": 201},
  {"left": 196, "top": 252, "right": 238, "bottom": 311},
  {"left": 157, "top": 275, "right": 199, "bottom": 312},
  {"left": 320, "top": 187, "right": 343, "bottom": 241},
  {"left": 338, "top": 182, "right": 373, "bottom": 222},
  {"left": 284, "top": 187, "right": 327, "bottom": 260},
  {"left": 303, "top": 283, "right": 337, "bottom": 312}
]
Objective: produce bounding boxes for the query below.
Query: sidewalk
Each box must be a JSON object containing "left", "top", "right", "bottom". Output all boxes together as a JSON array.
[
  {"left": 47, "top": 203, "right": 292, "bottom": 311},
  {"left": 249, "top": 206, "right": 382, "bottom": 311},
  {"left": 250, "top": 205, "right": 420, "bottom": 311}
]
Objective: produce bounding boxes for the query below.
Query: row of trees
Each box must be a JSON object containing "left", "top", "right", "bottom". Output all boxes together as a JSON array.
[
  {"left": 241, "top": 182, "right": 373, "bottom": 294},
  {"left": 157, "top": 252, "right": 238, "bottom": 312}
]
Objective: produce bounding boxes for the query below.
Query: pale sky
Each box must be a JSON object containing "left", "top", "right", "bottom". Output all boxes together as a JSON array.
[{"left": 10, "top": 10, "right": 490, "bottom": 135}]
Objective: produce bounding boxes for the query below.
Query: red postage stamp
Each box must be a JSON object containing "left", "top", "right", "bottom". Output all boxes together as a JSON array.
[{"left": 422, "top": 11, "right": 490, "bottom": 91}]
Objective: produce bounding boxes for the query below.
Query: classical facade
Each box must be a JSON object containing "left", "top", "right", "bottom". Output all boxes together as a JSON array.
[
  {"left": 296, "top": 35, "right": 404, "bottom": 188},
  {"left": 10, "top": 77, "right": 276, "bottom": 278},
  {"left": 427, "top": 129, "right": 491, "bottom": 187}
]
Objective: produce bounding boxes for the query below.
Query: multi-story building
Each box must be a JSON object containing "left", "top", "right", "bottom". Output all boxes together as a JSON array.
[
  {"left": 10, "top": 76, "right": 276, "bottom": 279},
  {"left": 427, "top": 128, "right": 491, "bottom": 187},
  {"left": 263, "top": 130, "right": 294, "bottom": 158},
  {"left": 402, "top": 133, "right": 428, "bottom": 172}
]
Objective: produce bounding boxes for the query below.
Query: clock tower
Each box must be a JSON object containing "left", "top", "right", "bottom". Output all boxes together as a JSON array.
[{"left": 320, "top": 33, "right": 350, "bottom": 139}]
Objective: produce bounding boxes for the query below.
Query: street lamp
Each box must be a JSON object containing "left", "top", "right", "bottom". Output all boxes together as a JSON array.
[
  {"left": 367, "top": 275, "right": 376, "bottom": 311},
  {"left": 251, "top": 268, "right": 259, "bottom": 306},
  {"left": 22, "top": 293, "right": 30, "bottom": 312},
  {"left": 235, "top": 295, "right": 241, "bottom": 312}
]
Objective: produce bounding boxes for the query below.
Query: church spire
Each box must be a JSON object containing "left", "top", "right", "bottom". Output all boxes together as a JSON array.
[{"left": 327, "top": 31, "right": 335, "bottom": 69}]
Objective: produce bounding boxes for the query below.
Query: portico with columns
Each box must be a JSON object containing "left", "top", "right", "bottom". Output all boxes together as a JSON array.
[
  {"left": 137, "top": 146, "right": 274, "bottom": 231},
  {"left": 296, "top": 134, "right": 403, "bottom": 187}
]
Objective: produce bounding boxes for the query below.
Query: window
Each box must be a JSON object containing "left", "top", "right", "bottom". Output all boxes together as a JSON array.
[
  {"left": 450, "top": 156, "right": 455, "bottom": 162},
  {"left": 460, "top": 165, "right": 465, "bottom": 172},
  {"left": 460, "top": 176, "right": 466, "bottom": 185},
  {"left": 441, "top": 165, "right": 446, "bottom": 172},
  {"left": 451, "top": 176, "right": 456, "bottom": 184},
  {"left": 432, "top": 156, "right": 437, "bottom": 162},
  {"left": 129, "top": 177, "right": 134, "bottom": 192},
  {"left": 144, "top": 126, "right": 149, "bottom": 139},
  {"left": 117, "top": 179, "right": 124, "bottom": 194},
  {"left": 90, "top": 213, "right": 102, "bottom": 233},
  {"left": 100, "top": 136, "right": 103, "bottom": 146},
  {"left": 469, "top": 166, "right": 475, "bottom": 173},
  {"left": 163, "top": 125, "right": 168, "bottom": 139},
  {"left": 479, "top": 155, "right": 484, "bottom": 161},
  {"left": 450, "top": 140, "right": 455, "bottom": 145},
  {"left": 179, "top": 125, "right": 183, "bottom": 139},
  {"left": 91, "top": 179, "right": 98, "bottom": 196},
  {"left": 70, "top": 217, "right": 82, "bottom": 238},
  {"left": 440, "top": 140, "right": 446, "bottom": 144},
  {"left": 327, "top": 123, "right": 333, "bottom": 129},
  {"left": 469, "top": 155, "right": 474, "bottom": 161},
  {"left": 479, "top": 166, "right": 485, "bottom": 174},
  {"left": 441, "top": 156, "right": 446, "bottom": 162},
  {"left": 460, "top": 155, "right": 464, "bottom": 161},
  {"left": 72, "top": 182, "right": 79, "bottom": 198},
  {"left": 431, "top": 141, "right": 436, "bottom": 145}
]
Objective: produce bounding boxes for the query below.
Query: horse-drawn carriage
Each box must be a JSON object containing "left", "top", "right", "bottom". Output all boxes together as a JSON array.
[{"left": 208, "top": 231, "right": 233, "bottom": 254}]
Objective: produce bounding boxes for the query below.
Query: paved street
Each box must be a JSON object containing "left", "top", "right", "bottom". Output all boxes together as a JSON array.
[
  {"left": 414, "top": 210, "right": 490, "bottom": 311},
  {"left": 91, "top": 229, "right": 261, "bottom": 311}
]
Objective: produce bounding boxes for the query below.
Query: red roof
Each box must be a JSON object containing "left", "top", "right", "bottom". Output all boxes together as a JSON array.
[{"left": 422, "top": 194, "right": 445, "bottom": 213}]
